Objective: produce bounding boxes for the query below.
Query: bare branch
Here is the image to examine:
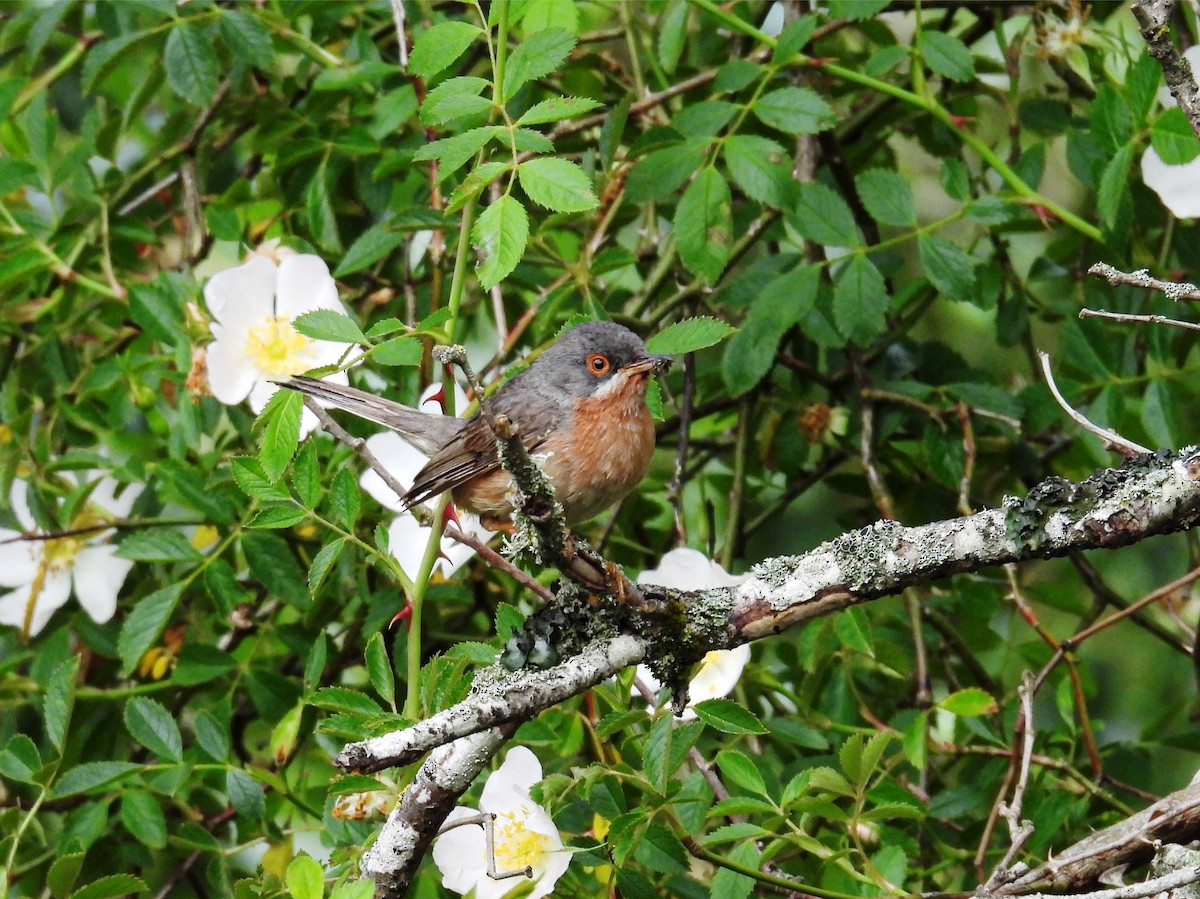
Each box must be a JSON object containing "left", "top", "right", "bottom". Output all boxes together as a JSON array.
[
  {"left": 1087, "top": 262, "right": 1200, "bottom": 302},
  {"left": 1131, "top": 0, "right": 1200, "bottom": 140},
  {"left": 1037, "top": 352, "right": 1151, "bottom": 458},
  {"left": 1080, "top": 308, "right": 1200, "bottom": 332}
]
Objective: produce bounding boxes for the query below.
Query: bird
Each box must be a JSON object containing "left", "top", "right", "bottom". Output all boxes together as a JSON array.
[{"left": 280, "top": 321, "right": 672, "bottom": 528}]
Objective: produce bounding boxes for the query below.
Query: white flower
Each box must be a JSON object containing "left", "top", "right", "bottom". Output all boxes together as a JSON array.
[
  {"left": 0, "top": 473, "right": 142, "bottom": 638},
  {"left": 433, "top": 746, "right": 570, "bottom": 899},
  {"left": 1141, "top": 46, "right": 1200, "bottom": 218},
  {"left": 636, "top": 548, "right": 751, "bottom": 719},
  {"left": 359, "top": 382, "right": 493, "bottom": 580},
  {"left": 203, "top": 253, "right": 356, "bottom": 437}
]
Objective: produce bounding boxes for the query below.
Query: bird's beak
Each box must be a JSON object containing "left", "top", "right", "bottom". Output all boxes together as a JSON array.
[{"left": 623, "top": 354, "right": 673, "bottom": 376}]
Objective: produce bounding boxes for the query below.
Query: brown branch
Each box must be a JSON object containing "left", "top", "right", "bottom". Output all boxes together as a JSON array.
[{"left": 1131, "top": 0, "right": 1200, "bottom": 141}]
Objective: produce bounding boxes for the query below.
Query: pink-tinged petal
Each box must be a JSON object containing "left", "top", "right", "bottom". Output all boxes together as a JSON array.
[
  {"left": 206, "top": 334, "right": 259, "bottom": 405},
  {"left": 0, "top": 569, "right": 72, "bottom": 636},
  {"left": 10, "top": 480, "right": 35, "bottom": 531},
  {"left": 72, "top": 545, "right": 133, "bottom": 624},
  {"left": 204, "top": 256, "right": 279, "bottom": 330},
  {"left": 0, "top": 530, "right": 41, "bottom": 587},
  {"left": 481, "top": 746, "right": 542, "bottom": 812},
  {"left": 275, "top": 255, "right": 342, "bottom": 317},
  {"left": 360, "top": 432, "right": 424, "bottom": 510},
  {"left": 1141, "top": 148, "right": 1200, "bottom": 218},
  {"left": 432, "top": 807, "right": 491, "bottom": 896}
]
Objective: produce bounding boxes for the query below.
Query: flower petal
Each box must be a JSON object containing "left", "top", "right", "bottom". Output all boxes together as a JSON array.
[
  {"left": 432, "top": 807, "right": 490, "bottom": 896},
  {"left": 204, "top": 255, "right": 278, "bottom": 331},
  {"left": 0, "top": 569, "right": 72, "bottom": 636},
  {"left": 10, "top": 479, "right": 35, "bottom": 531},
  {"left": 688, "top": 644, "right": 752, "bottom": 701},
  {"left": 384, "top": 514, "right": 436, "bottom": 581},
  {"left": 0, "top": 529, "right": 41, "bottom": 587},
  {"left": 206, "top": 333, "right": 259, "bottom": 405},
  {"left": 481, "top": 746, "right": 543, "bottom": 812},
  {"left": 86, "top": 475, "right": 143, "bottom": 518},
  {"left": 1141, "top": 148, "right": 1200, "bottom": 218},
  {"left": 274, "top": 254, "right": 342, "bottom": 317},
  {"left": 638, "top": 547, "right": 744, "bottom": 590},
  {"left": 72, "top": 544, "right": 134, "bottom": 624}
]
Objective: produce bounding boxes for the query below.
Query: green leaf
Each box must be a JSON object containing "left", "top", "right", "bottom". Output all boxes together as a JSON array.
[
  {"left": 723, "top": 134, "right": 790, "bottom": 208},
  {"left": 502, "top": 28, "right": 576, "bottom": 101},
  {"left": 446, "top": 160, "right": 510, "bottom": 214},
  {"left": 828, "top": 0, "right": 890, "bottom": 18},
  {"left": 721, "top": 264, "right": 819, "bottom": 395},
  {"left": 625, "top": 140, "right": 706, "bottom": 203},
  {"left": 327, "top": 467, "right": 361, "bottom": 529},
  {"left": 516, "top": 95, "right": 603, "bottom": 125},
  {"left": 833, "top": 254, "right": 888, "bottom": 346},
  {"left": 710, "top": 841, "right": 757, "bottom": 899},
  {"left": 306, "top": 163, "right": 341, "bottom": 251},
  {"left": 120, "top": 789, "right": 168, "bottom": 849},
  {"left": 118, "top": 584, "right": 183, "bottom": 677},
  {"left": 258, "top": 388, "right": 303, "bottom": 483},
  {"left": 71, "top": 875, "right": 149, "bottom": 899},
  {"left": 292, "top": 309, "right": 366, "bottom": 345},
  {"left": 194, "top": 709, "right": 231, "bottom": 762},
  {"left": 128, "top": 281, "right": 186, "bottom": 346},
  {"left": 517, "top": 157, "right": 598, "bottom": 212},
  {"left": 408, "top": 21, "right": 482, "bottom": 80},
  {"left": 918, "top": 235, "right": 977, "bottom": 303},
  {"left": 676, "top": 167, "right": 731, "bottom": 286},
  {"left": 1150, "top": 106, "right": 1200, "bottom": 165},
  {"left": 124, "top": 696, "right": 184, "bottom": 761},
  {"left": 286, "top": 854, "right": 325, "bottom": 899},
  {"left": 116, "top": 529, "right": 202, "bottom": 563},
  {"left": 0, "top": 734, "right": 42, "bottom": 784},
  {"left": 420, "top": 76, "right": 490, "bottom": 126},
  {"left": 834, "top": 606, "right": 873, "bottom": 656},
  {"left": 310, "top": 686, "right": 385, "bottom": 715},
  {"left": 44, "top": 654, "right": 79, "bottom": 753},
  {"left": 308, "top": 538, "right": 344, "bottom": 594},
  {"left": 231, "top": 456, "right": 290, "bottom": 502},
  {"left": 248, "top": 504, "right": 307, "bottom": 529},
  {"left": 752, "top": 86, "right": 836, "bottom": 135},
  {"left": 164, "top": 21, "right": 219, "bottom": 106},
  {"left": 788, "top": 181, "right": 859, "bottom": 246},
  {"left": 1097, "top": 142, "right": 1134, "bottom": 229},
  {"left": 292, "top": 440, "right": 320, "bottom": 508},
  {"left": 646, "top": 316, "right": 735, "bottom": 355},
  {"left": 242, "top": 531, "right": 309, "bottom": 607},
  {"left": 633, "top": 823, "right": 689, "bottom": 874},
  {"left": 218, "top": 9, "right": 274, "bottom": 68},
  {"left": 472, "top": 194, "right": 530, "bottom": 289},
  {"left": 856, "top": 168, "right": 916, "bottom": 227},
  {"left": 329, "top": 774, "right": 392, "bottom": 795},
  {"left": 657, "top": 1, "right": 688, "bottom": 74},
  {"left": 692, "top": 698, "right": 768, "bottom": 735},
  {"left": 334, "top": 224, "right": 406, "bottom": 277},
  {"left": 51, "top": 761, "right": 141, "bottom": 799},
  {"left": 1091, "top": 84, "right": 1132, "bottom": 155},
  {"left": 716, "top": 749, "right": 768, "bottom": 796},
  {"left": 773, "top": 15, "right": 818, "bottom": 62},
  {"left": 227, "top": 767, "right": 266, "bottom": 819},
  {"left": 921, "top": 31, "right": 974, "bottom": 82},
  {"left": 47, "top": 851, "right": 86, "bottom": 899},
  {"left": 938, "top": 687, "right": 999, "bottom": 716},
  {"left": 366, "top": 632, "right": 396, "bottom": 708}
]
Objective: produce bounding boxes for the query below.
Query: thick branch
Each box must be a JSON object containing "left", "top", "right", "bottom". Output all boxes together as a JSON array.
[{"left": 1132, "top": 0, "right": 1200, "bottom": 141}]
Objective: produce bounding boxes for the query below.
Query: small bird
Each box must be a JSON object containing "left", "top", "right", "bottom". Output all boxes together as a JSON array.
[{"left": 281, "top": 321, "right": 672, "bottom": 528}]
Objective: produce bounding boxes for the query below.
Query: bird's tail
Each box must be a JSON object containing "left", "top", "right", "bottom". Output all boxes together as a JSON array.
[{"left": 277, "top": 376, "right": 461, "bottom": 456}]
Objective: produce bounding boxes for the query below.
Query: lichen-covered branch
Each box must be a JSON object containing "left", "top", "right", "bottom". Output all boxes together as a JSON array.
[{"left": 1132, "top": 0, "right": 1200, "bottom": 141}]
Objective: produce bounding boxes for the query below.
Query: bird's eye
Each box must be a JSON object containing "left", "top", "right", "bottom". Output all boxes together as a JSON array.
[{"left": 586, "top": 353, "right": 611, "bottom": 376}]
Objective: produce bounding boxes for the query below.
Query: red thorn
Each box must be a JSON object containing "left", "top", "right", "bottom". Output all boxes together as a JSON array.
[
  {"left": 807, "top": 56, "right": 836, "bottom": 67},
  {"left": 1027, "top": 203, "right": 1059, "bottom": 227},
  {"left": 948, "top": 115, "right": 976, "bottom": 128},
  {"left": 425, "top": 384, "right": 446, "bottom": 412},
  {"left": 442, "top": 503, "right": 463, "bottom": 532},
  {"left": 389, "top": 602, "right": 414, "bottom": 630}
]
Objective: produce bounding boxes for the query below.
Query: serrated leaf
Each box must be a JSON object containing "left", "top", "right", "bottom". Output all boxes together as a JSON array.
[
  {"left": 47, "top": 851, "right": 86, "bottom": 899},
  {"left": 517, "top": 157, "right": 598, "bottom": 212},
  {"left": 446, "top": 160, "right": 510, "bottom": 214},
  {"left": 723, "top": 134, "right": 790, "bottom": 207},
  {"left": 472, "top": 194, "right": 529, "bottom": 289},
  {"left": 625, "top": 140, "right": 706, "bottom": 203},
  {"left": 71, "top": 874, "right": 149, "bottom": 899},
  {"left": 692, "top": 699, "right": 768, "bottom": 734},
  {"left": 372, "top": 336, "right": 424, "bottom": 366},
  {"left": 835, "top": 606, "right": 873, "bottom": 656},
  {"left": 306, "top": 163, "right": 341, "bottom": 251},
  {"left": 919, "top": 234, "right": 977, "bottom": 303},
  {"left": 788, "top": 181, "right": 859, "bottom": 246},
  {"left": 51, "top": 761, "right": 141, "bottom": 799},
  {"left": 922, "top": 30, "right": 974, "bottom": 82},
  {"left": 44, "top": 654, "right": 79, "bottom": 752},
  {"left": 308, "top": 539, "right": 344, "bottom": 594},
  {"left": 165, "top": 21, "right": 219, "bottom": 106},
  {"left": 502, "top": 28, "right": 575, "bottom": 101},
  {"left": 292, "top": 440, "right": 320, "bottom": 508},
  {"left": 773, "top": 15, "right": 818, "bottom": 62},
  {"left": 938, "top": 687, "right": 999, "bottom": 716},
  {"left": 646, "top": 316, "right": 735, "bottom": 355},
  {"left": 516, "top": 95, "right": 602, "bottom": 125},
  {"left": 365, "top": 631, "right": 396, "bottom": 708},
  {"left": 716, "top": 749, "right": 768, "bottom": 796},
  {"left": 292, "top": 309, "right": 366, "bottom": 345},
  {"left": 676, "top": 167, "right": 731, "bottom": 286},
  {"left": 116, "top": 529, "right": 202, "bottom": 563},
  {"left": 1097, "top": 142, "right": 1133, "bottom": 229},
  {"left": 420, "top": 76, "right": 490, "bottom": 126},
  {"left": 721, "top": 264, "right": 819, "bottom": 395},
  {"left": 657, "top": 1, "right": 688, "bottom": 74},
  {"left": 194, "top": 709, "right": 230, "bottom": 762},
  {"left": 334, "top": 225, "right": 405, "bottom": 277},
  {"left": 0, "top": 734, "right": 42, "bottom": 784},
  {"left": 1151, "top": 106, "right": 1200, "bottom": 165},
  {"left": 752, "top": 86, "right": 836, "bottom": 135},
  {"left": 227, "top": 767, "right": 265, "bottom": 819},
  {"left": 243, "top": 531, "right": 309, "bottom": 607},
  {"left": 258, "top": 388, "right": 303, "bottom": 483},
  {"left": 310, "top": 686, "right": 386, "bottom": 715},
  {"left": 329, "top": 774, "right": 392, "bottom": 795},
  {"left": 633, "top": 823, "right": 688, "bottom": 874},
  {"left": 286, "top": 854, "right": 325, "bottom": 899},
  {"left": 808, "top": 765, "right": 854, "bottom": 796},
  {"left": 409, "top": 21, "right": 481, "bottom": 80},
  {"left": 231, "top": 456, "right": 290, "bottom": 502},
  {"left": 248, "top": 504, "right": 307, "bottom": 529},
  {"left": 833, "top": 254, "right": 888, "bottom": 346},
  {"left": 327, "top": 467, "right": 361, "bottom": 529},
  {"left": 124, "top": 696, "right": 184, "bottom": 761},
  {"left": 120, "top": 789, "right": 168, "bottom": 849},
  {"left": 856, "top": 168, "right": 916, "bottom": 226},
  {"left": 118, "top": 584, "right": 183, "bottom": 676},
  {"left": 304, "top": 634, "right": 328, "bottom": 694},
  {"left": 218, "top": 9, "right": 273, "bottom": 68}
]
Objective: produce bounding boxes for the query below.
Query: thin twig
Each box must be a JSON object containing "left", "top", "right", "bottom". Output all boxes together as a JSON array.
[
  {"left": 390, "top": 0, "right": 408, "bottom": 67},
  {"left": 1080, "top": 308, "right": 1200, "bottom": 332},
  {"left": 1013, "top": 866, "right": 1200, "bottom": 899},
  {"left": 1036, "top": 351, "right": 1151, "bottom": 457},
  {"left": 667, "top": 352, "right": 695, "bottom": 546},
  {"left": 1087, "top": 262, "right": 1200, "bottom": 302}
]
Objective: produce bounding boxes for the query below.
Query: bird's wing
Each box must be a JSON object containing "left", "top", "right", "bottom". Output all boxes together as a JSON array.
[{"left": 278, "top": 376, "right": 462, "bottom": 455}]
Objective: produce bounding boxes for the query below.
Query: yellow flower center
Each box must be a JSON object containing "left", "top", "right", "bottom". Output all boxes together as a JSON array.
[
  {"left": 245, "top": 314, "right": 314, "bottom": 378},
  {"left": 493, "top": 809, "right": 552, "bottom": 873}
]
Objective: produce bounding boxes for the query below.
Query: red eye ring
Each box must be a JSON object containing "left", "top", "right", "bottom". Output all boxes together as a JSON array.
[{"left": 586, "top": 353, "right": 611, "bottom": 376}]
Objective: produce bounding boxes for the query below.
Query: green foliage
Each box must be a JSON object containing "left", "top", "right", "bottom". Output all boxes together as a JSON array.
[{"left": 2, "top": 2, "right": 1199, "bottom": 897}]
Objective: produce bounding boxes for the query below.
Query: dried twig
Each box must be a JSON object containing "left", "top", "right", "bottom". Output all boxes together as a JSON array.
[
  {"left": 1087, "top": 262, "right": 1200, "bottom": 302},
  {"left": 1079, "top": 308, "right": 1200, "bottom": 332},
  {"left": 1131, "top": 0, "right": 1200, "bottom": 140},
  {"left": 1036, "top": 352, "right": 1151, "bottom": 457}
]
